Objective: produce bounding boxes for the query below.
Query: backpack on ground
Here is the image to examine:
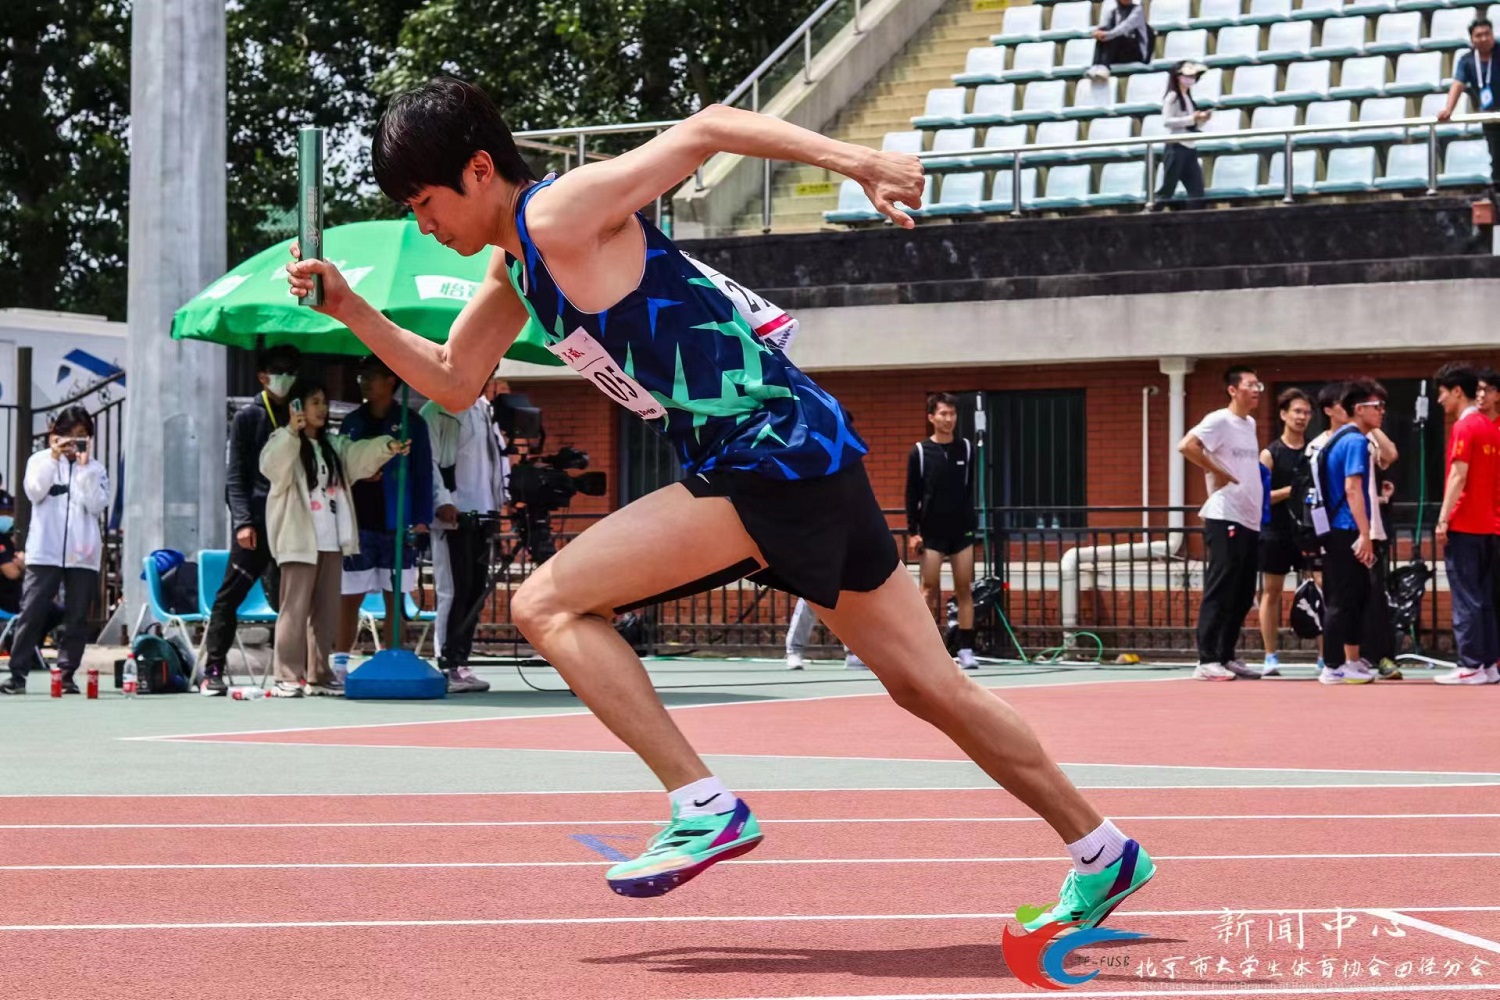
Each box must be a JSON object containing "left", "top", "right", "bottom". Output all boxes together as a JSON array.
[
  {"left": 1290, "top": 578, "right": 1324, "bottom": 639},
  {"left": 130, "top": 628, "right": 191, "bottom": 694}
]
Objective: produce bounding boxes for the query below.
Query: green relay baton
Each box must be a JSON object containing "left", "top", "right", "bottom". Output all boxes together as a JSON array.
[{"left": 297, "top": 125, "right": 325, "bottom": 307}]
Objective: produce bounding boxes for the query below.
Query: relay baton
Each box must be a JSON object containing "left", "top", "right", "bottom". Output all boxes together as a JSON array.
[{"left": 297, "top": 125, "right": 325, "bottom": 307}]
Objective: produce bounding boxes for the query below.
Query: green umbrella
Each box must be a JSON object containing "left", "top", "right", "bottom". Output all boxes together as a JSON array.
[{"left": 172, "top": 218, "right": 556, "bottom": 661}]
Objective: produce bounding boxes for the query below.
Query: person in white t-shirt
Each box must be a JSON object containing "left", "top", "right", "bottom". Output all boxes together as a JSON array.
[{"left": 1179, "top": 366, "right": 1264, "bottom": 680}]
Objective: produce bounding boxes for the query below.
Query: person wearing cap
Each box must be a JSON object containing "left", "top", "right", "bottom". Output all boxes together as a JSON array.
[
  {"left": 333, "top": 356, "right": 434, "bottom": 679},
  {"left": 419, "top": 368, "right": 509, "bottom": 693},
  {"left": 1152, "top": 61, "right": 1211, "bottom": 210},
  {"left": 1088, "top": 0, "right": 1152, "bottom": 81}
]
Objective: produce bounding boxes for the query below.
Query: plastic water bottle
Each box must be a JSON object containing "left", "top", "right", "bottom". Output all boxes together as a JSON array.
[
  {"left": 122, "top": 654, "right": 138, "bottom": 699},
  {"left": 331, "top": 652, "right": 350, "bottom": 684},
  {"left": 230, "top": 686, "right": 266, "bottom": 700}
]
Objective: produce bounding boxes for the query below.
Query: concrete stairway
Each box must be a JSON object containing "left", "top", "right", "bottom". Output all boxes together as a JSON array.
[{"left": 728, "top": 0, "right": 1016, "bottom": 234}]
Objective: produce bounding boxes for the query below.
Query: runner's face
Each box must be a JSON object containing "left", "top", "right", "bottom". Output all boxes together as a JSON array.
[
  {"left": 410, "top": 183, "right": 480, "bottom": 256},
  {"left": 930, "top": 403, "right": 958, "bottom": 435}
]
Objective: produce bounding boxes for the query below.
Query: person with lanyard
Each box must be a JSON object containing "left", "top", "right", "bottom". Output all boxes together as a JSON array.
[
  {"left": 198, "top": 344, "right": 301, "bottom": 696},
  {"left": 289, "top": 78, "right": 1156, "bottom": 930},
  {"left": 1438, "top": 19, "right": 1500, "bottom": 192},
  {"left": 419, "top": 367, "right": 509, "bottom": 693}
]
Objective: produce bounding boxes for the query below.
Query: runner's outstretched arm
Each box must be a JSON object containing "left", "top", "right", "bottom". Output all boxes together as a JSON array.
[{"left": 535, "top": 104, "right": 926, "bottom": 234}]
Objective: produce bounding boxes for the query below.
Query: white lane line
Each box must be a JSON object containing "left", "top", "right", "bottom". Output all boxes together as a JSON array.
[
  {"left": 4, "top": 812, "right": 1499, "bottom": 831},
  {"left": 1364, "top": 908, "right": 1500, "bottom": 956},
  {"left": 3, "top": 851, "right": 1497, "bottom": 872}
]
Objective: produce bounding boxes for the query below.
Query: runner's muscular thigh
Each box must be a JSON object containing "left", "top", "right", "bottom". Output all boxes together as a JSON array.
[{"left": 520, "top": 481, "right": 766, "bottom": 617}]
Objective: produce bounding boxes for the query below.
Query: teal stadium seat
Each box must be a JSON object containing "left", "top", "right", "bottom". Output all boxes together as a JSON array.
[
  {"left": 1194, "top": 0, "right": 1248, "bottom": 29},
  {"left": 925, "top": 127, "right": 979, "bottom": 169},
  {"left": 1140, "top": 113, "right": 1168, "bottom": 137},
  {"left": 1207, "top": 25, "right": 1265, "bottom": 68},
  {"left": 1015, "top": 79, "right": 1069, "bottom": 122},
  {"left": 969, "top": 123, "right": 1032, "bottom": 166},
  {"left": 1330, "top": 54, "right": 1390, "bottom": 98},
  {"left": 1277, "top": 58, "right": 1333, "bottom": 101},
  {"left": 980, "top": 167, "right": 1042, "bottom": 210},
  {"left": 1008, "top": 41, "right": 1058, "bottom": 83},
  {"left": 1245, "top": 0, "right": 1296, "bottom": 24},
  {"left": 1440, "top": 138, "right": 1492, "bottom": 185},
  {"left": 1423, "top": 8, "right": 1477, "bottom": 50},
  {"left": 825, "top": 180, "right": 882, "bottom": 222},
  {"left": 1355, "top": 95, "right": 1412, "bottom": 141},
  {"left": 1264, "top": 20, "right": 1316, "bottom": 60},
  {"left": 922, "top": 88, "right": 969, "bottom": 122},
  {"left": 1422, "top": 91, "right": 1476, "bottom": 138},
  {"left": 1035, "top": 120, "right": 1084, "bottom": 162},
  {"left": 1197, "top": 106, "right": 1249, "bottom": 150},
  {"left": 1194, "top": 67, "right": 1228, "bottom": 105},
  {"left": 1367, "top": 11, "right": 1422, "bottom": 53},
  {"left": 1063, "top": 78, "right": 1118, "bottom": 118},
  {"left": 994, "top": 4, "right": 1045, "bottom": 44},
  {"left": 1293, "top": 0, "right": 1346, "bottom": 21},
  {"left": 1385, "top": 50, "right": 1445, "bottom": 94},
  {"left": 1221, "top": 63, "right": 1280, "bottom": 106},
  {"left": 924, "top": 172, "right": 988, "bottom": 215},
  {"left": 1119, "top": 71, "right": 1170, "bottom": 113},
  {"left": 1373, "top": 139, "right": 1433, "bottom": 187},
  {"left": 1312, "top": 14, "right": 1369, "bottom": 58},
  {"left": 1042, "top": 1, "right": 1095, "bottom": 40},
  {"left": 1243, "top": 103, "right": 1302, "bottom": 148},
  {"left": 1313, "top": 144, "right": 1379, "bottom": 189},
  {"left": 1033, "top": 164, "right": 1094, "bottom": 208},
  {"left": 1091, "top": 160, "right": 1148, "bottom": 204},
  {"left": 1077, "top": 115, "right": 1137, "bottom": 159},
  {"left": 1346, "top": 0, "right": 1399, "bottom": 17},
  {"left": 969, "top": 84, "right": 1018, "bottom": 123},
  {"left": 883, "top": 130, "right": 924, "bottom": 154},
  {"left": 1301, "top": 98, "right": 1357, "bottom": 143},
  {"left": 1057, "top": 38, "right": 1097, "bottom": 76},
  {"left": 956, "top": 46, "right": 1008, "bottom": 86},
  {"left": 1258, "top": 148, "right": 1320, "bottom": 192},
  {"left": 1157, "top": 28, "right": 1210, "bottom": 69},
  {"left": 1207, "top": 152, "right": 1264, "bottom": 194},
  {"left": 1152, "top": 0, "right": 1195, "bottom": 30}
]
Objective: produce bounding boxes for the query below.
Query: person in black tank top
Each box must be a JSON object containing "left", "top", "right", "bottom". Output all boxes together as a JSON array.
[
  {"left": 1256, "top": 388, "right": 1313, "bottom": 673},
  {"left": 905, "top": 393, "right": 979, "bottom": 668}
]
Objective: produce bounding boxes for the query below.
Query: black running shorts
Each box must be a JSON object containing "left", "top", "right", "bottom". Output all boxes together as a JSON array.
[{"left": 680, "top": 460, "right": 900, "bottom": 609}]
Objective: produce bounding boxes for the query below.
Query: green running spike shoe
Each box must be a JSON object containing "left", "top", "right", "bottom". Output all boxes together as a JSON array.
[
  {"left": 1022, "top": 840, "right": 1157, "bottom": 932},
  {"left": 606, "top": 799, "right": 762, "bottom": 898}
]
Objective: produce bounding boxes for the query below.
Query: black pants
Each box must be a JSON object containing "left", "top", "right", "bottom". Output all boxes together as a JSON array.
[
  {"left": 8, "top": 566, "right": 95, "bottom": 679},
  {"left": 1484, "top": 123, "right": 1500, "bottom": 189},
  {"left": 1323, "top": 528, "right": 1378, "bottom": 666},
  {"left": 1197, "top": 519, "right": 1259, "bottom": 664},
  {"left": 1157, "top": 143, "right": 1205, "bottom": 205},
  {"left": 1092, "top": 35, "right": 1146, "bottom": 69},
  {"left": 1445, "top": 530, "right": 1496, "bottom": 669},
  {"left": 202, "top": 527, "right": 279, "bottom": 668},
  {"left": 440, "top": 520, "right": 492, "bottom": 669},
  {"left": 1360, "top": 539, "right": 1397, "bottom": 664}
]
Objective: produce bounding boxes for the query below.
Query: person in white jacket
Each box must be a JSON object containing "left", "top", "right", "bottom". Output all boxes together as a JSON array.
[
  {"left": 260, "top": 379, "right": 404, "bottom": 696},
  {"left": 1, "top": 406, "right": 112, "bottom": 695}
]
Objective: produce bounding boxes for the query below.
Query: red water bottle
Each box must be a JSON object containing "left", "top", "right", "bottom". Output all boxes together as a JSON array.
[
  {"left": 50, "top": 664, "right": 62, "bottom": 698},
  {"left": 86, "top": 667, "right": 99, "bottom": 700}
]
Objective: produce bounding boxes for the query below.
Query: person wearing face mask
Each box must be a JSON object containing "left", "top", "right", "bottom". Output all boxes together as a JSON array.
[
  {"left": 1151, "top": 62, "right": 1210, "bottom": 211},
  {"left": 198, "top": 344, "right": 302, "bottom": 696}
]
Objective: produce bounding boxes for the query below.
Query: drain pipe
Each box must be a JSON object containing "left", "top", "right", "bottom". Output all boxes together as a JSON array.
[{"left": 1141, "top": 385, "right": 1158, "bottom": 527}]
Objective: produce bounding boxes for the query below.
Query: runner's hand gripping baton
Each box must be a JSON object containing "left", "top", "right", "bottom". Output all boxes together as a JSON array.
[{"left": 297, "top": 125, "right": 325, "bottom": 307}]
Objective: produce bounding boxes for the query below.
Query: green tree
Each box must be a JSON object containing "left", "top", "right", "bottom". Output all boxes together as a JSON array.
[{"left": 0, "top": 2, "right": 130, "bottom": 319}]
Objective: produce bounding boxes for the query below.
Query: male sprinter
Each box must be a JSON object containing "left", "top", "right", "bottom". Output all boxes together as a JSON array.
[{"left": 288, "top": 78, "right": 1154, "bottom": 927}]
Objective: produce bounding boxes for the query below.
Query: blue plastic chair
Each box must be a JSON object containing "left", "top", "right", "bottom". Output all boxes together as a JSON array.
[
  {"left": 139, "top": 554, "right": 207, "bottom": 643},
  {"left": 0, "top": 606, "right": 45, "bottom": 668},
  {"left": 357, "top": 591, "right": 438, "bottom": 657},
  {"left": 195, "top": 549, "right": 272, "bottom": 686}
]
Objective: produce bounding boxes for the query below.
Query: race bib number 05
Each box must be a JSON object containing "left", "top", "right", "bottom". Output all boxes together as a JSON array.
[{"left": 547, "top": 328, "right": 666, "bottom": 421}]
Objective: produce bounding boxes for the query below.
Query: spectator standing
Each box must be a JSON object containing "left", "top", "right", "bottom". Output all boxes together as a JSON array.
[
  {"left": 1153, "top": 62, "right": 1211, "bottom": 210},
  {"left": 905, "top": 392, "right": 979, "bottom": 670},
  {"left": 333, "top": 356, "right": 435, "bottom": 676},
  {"left": 0, "top": 474, "right": 15, "bottom": 512},
  {"left": 199, "top": 345, "right": 300, "bottom": 695},
  {"left": 0, "top": 407, "right": 111, "bottom": 695},
  {"left": 1257, "top": 388, "right": 1313, "bottom": 674},
  {"left": 1179, "top": 365, "right": 1264, "bottom": 680},
  {"left": 1317, "top": 379, "right": 1391, "bottom": 685},
  {"left": 1433, "top": 364, "right": 1500, "bottom": 685},
  {"left": 1087, "top": 0, "right": 1152, "bottom": 81},
  {"left": 1437, "top": 19, "right": 1500, "bottom": 193},
  {"left": 260, "top": 379, "right": 403, "bottom": 697},
  {"left": 785, "top": 596, "right": 868, "bottom": 670},
  {"left": 420, "top": 371, "right": 508, "bottom": 693}
]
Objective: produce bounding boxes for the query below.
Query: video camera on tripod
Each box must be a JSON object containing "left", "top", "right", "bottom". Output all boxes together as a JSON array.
[{"left": 491, "top": 393, "right": 607, "bottom": 563}]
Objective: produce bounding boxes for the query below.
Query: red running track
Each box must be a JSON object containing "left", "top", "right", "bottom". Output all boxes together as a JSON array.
[{"left": 164, "top": 679, "right": 1500, "bottom": 774}]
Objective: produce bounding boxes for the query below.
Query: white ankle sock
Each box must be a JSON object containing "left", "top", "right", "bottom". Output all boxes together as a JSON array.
[
  {"left": 1067, "top": 819, "right": 1129, "bottom": 874},
  {"left": 669, "top": 776, "right": 737, "bottom": 816}
]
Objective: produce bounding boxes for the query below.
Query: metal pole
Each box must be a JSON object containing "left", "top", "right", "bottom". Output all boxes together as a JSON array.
[
  {"left": 763, "top": 156, "right": 774, "bottom": 233},
  {"left": 1144, "top": 142, "right": 1156, "bottom": 211},
  {"left": 1010, "top": 154, "right": 1024, "bottom": 217},
  {"left": 576, "top": 133, "right": 586, "bottom": 171},
  {"left": 1282, "top": 133, "right": 1295, "bottom": 204},
  {"left": 1426, "top": 123, "right": 1439, "bottom": 195},
  {"left": 752, "top": 77, "right": 760, "bottom": 114},
  {"left": 12, "top": 348, "right": 31, "bottom": 543},
  {"left": 854, "top": 0, "right": 863, "bottom": 33},
  {"left": 803, "top": 29, "right": 814, "bottom": 84}
]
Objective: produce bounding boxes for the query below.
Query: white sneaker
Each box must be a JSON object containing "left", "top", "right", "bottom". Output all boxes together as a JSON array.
[
  {"left": 845, "top": 653, "right": 869, "bottom": 670},
  {"left": 1341, "top": 658, "right": 1376, "bottom": 684},
  {"left": 1086, "top": 64, "right": 1112, "bottom": 82},
  {"left": 1193, "top": 662, "right": 1235, "bottom": 681},
  {"left": 957, "top": 649, "right": 978, "bottom": 670},
  {"left": 1435, "top": 666, "right": 1489, "bottom": 686},
  {"left": 785, "top": 653, "right": 804, "bottom": 671},
  {"left": 1261, "top": 653, "right": 1280, "bottom": 677},
  {"left": 1318, "top": 666, "right": 1346, "bottom": 685},
  {"left": 1486, "top": 665, "right": 1500, "bottom": 684}
]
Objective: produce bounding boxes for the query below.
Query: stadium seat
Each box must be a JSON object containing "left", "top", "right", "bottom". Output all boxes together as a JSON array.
[
  {"left": 1152, "top": 0, "right": 1195, "bottom": 30},
  {"left": 1197, "top": 106, "right": 1249, "bottom": 150},
  {"left": 1033, "top": 164, "right": 1094, "bottom": 208},
  {"left": 1091, "top": 160, "right": 1149, "bottom": 204},
  {"left": 1293, "top": 0, "right": 1345, "bottom": 20},
  {"left": 958, "top": 46, "right": 1009, "bottom": 83},
  {"left": 971, "top": 84, "right": 1019, "bottom": 120},
  {"left": 1394, "top": 0, "right": 1445, "bottom": 10},
  {"left": 1385, "top": 51, "right": 1444, "bottom": 95},
  {"left": 924, "top": 172, "right": 988, "bottom": 215},
  {"left": 1312, "top": 15, "right": 1369, "bottom": 59},
  {"left": 1077, "top": 115, "right": 1137, "bottom": 159},
  {"left": 1440, "top": 137, "right": 1492, "bottom": 185},
  {"left": 1276, "top": 57, "right": 1333, "bottom": 100},
  {"left": 1008, "top": 41, "right": 1059, "bottom": 82},
  {"left": 1346, "top": 0, "right": 1397, "bottom": 18},
  {"left": 825, "top": 180, "right": 883, "bottom": 222},
  {"left": 923, "top": 88, "right": 969, "bottom": 121},
  {"left": 1207, "top": 25, "right": 1264, "bottom": 67},
  {"left": 1015, "top": 79, "right": 1070, "bottom": 121},
  {"left": 1041, "top": 1, "right": 1094, "bottom": 40},
  {"left": 1258, "top": 148, "right": 1320, "bottom": 192},
  {"left": 1367, "top": 11, "right": 1422, "bottom": 54},
  {"left": 925, "top": 127, "right": 979, "bottom": 169},
  {"left": 1373, "top": 139, "right": 1433, "bottom": 187},
  {"left": 1207, "top": 152, "right": 1264, "bottom": 194},
  {"left": 1035, "top": 120, "right": 1084, "bottom": 161},
  {"left": 1118, "top": 71, "right": 1170, "bottom": 113},
  {"left": 1422, "top": 7, "right": 1477, "bottom": 50},
  {"left": 1422, "top": 91, "right": 1475, "bottom": 138},
  {"left": 1195, "top": 67, "right": 1228, "bottom": 105},
  {"left": 1062, "top": 78, "right": 1117, "bottom": 118},
  {"left": 1301, "top": 98, "right": 1356, "bottom": 143},
  {"left": 1244, "top": 0, "right": 1295, "bottom": 24},
  {"left": 1057, "top": 38, "right": 1097, "bottom": 74},
  {"left": 995, "top": 4, "right": 1046, "bottom": 44},
  {"left": 1140, "top": 113, "right": 1168, "bottom": 136},
  {"left": 1356, "top": 95, "right": 1412, "bottom": 141},
  {"left": 1312, "top": 144, "right": 1379, "bottom": 189},
  {"left": 973, "top": 123, "right": 1031, "bottom": 166},
  {"left": 1193, "top": 0, "right": 1247, "bottom": 29},
  {"left": 980, "top": 167, "right": 1042, "bottom": 211},
  {"left": 1157, "top": 28, "right": 1210, "bottom": 68},
  {"left": 1263, "top": 20, "right": 1315, "bottom": 60},
  {"left": 883, "top": 130, "right": 925, "bottom": 154},
  {"left": 1329, "top": 55, "right": 1389, "bottom": 98},
  {"left": 1221, "top": 63, "right": 1280, "bottom": 106},
  {"left": 1242, "top": 103, "right": 1302, "bottom": 148}
]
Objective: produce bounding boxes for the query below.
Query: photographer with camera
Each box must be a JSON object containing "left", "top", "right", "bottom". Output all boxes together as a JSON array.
[
  {"left": 420, "top": 370, "right": 508, "bottom": 693},
  {"left": 0, "top": 406, "right": 112, "bottom": 695}
]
